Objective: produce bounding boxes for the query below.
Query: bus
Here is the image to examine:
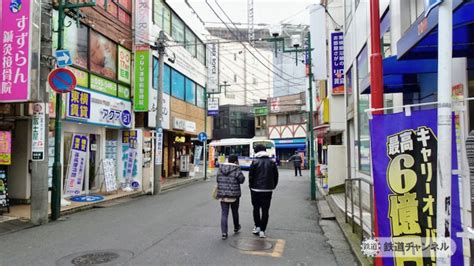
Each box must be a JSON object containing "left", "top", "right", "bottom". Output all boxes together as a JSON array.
[{"left": 209, "top": 138, "right": 276, "bottom": 170}]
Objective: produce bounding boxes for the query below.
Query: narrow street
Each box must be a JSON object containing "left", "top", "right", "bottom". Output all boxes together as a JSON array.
[{"left": 0, "top": 169, "right": 355, "bottom": 266}]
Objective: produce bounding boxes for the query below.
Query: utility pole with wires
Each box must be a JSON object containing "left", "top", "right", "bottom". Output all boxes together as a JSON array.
[{"left": 153, "top": 31, "right": 166, "bottom": 195}]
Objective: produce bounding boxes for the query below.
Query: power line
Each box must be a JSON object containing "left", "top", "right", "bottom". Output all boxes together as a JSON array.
[
  {"left": 203, "top": 0, "right": 302, "bottom": 86},
  {"left": 211, "top": 0, "right": 301, "bottom": 82}
]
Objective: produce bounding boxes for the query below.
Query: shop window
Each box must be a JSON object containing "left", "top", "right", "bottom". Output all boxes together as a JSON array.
[
  {"left": 153, "top": 58, "right": 171, "bottom": 95},
  {"left": 185, "top": 28, "right": 197, "bottom": 57},
  {"left": 196, "top": 85, "right": 205, "bottom": 108},
  {"left": 356, "top": 45, "right": 370, "bottom": 174},
  {"left": 277, "top": 115, "right": 288, "bottom": 126},
  {"left": 52, "top": 12, "right": 88, "bottom": 69},
  {"left": 289, "top": 113, "right": 303, "bottom": 124},
  {"left": 346, "top": 66, "right": 354, "bottom": 109},
  {"left": 89, "top": 30, "right": 117, "bottom": 80},
  {"left": 197, "top": 41, "right": 206, "bottom": 65},
  {"left": 171, "top": 14, "right": 185, "bottom": 43},
  {"left": 171, "top": 69, "right": 185, "bottom": 100},
  {"left": 153, "top": 0, "right": 171, "bottom": 34},
  {"left": 185, "top": 78, "right": 196, "bottom": 104}
]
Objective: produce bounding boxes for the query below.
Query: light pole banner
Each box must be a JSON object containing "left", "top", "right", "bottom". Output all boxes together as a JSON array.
[
  {"left": 134, "top": 49, "right": 150, "bottom": 112},
  {"left": 207, "top": 98, "right": 219, "bottom": 116},
  {"left": 0, "top": 0, "right": 32, "bottom": 102},
  {"left": 369, "top": 109, "right": 463, "bottom": 265},
  {"left": 207, "top": 43, "right": 219, "bottom": 94},
  {"left": 330, "top": 32, "right": 344, "bottom": 95},
  {"left": 65, "top": 134, "right": 88, "bottom": 195}
]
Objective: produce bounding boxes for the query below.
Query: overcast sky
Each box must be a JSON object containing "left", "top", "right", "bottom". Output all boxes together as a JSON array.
[{"left": 170, "top": 0, "right": 315, "bottom": 28}]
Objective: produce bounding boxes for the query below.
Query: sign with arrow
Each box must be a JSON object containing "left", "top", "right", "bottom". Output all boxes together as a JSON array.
[{"left": 55, "top": 50, "right": 72, "bottom": 68}]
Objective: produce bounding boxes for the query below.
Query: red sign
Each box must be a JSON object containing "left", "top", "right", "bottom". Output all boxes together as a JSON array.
[{"left": 48, "top": 68, "right": 77, "bottom": 93}]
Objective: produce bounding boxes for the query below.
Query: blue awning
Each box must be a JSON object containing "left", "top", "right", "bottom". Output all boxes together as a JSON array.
[
  {"left": 275, "top": 143, "right": 306, "bottom": 149},
  {"left": 397, "top": 0, "right": 474, "bottom": 60},
  {"left": 361, "top": 56, "right": 437, "bottom": 94}
]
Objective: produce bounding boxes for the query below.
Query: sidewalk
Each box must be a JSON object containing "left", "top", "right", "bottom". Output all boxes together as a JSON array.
[{"left": 0, "top": 172, "right": 211, "bottom": 235}]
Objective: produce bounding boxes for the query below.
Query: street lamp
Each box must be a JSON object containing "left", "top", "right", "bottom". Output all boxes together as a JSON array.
[
  {"left": 264, "top": 31, "right": 317, "bottom": 200},
  {"left": 51, "top": 0, "right": 96, "bottom": 221}
]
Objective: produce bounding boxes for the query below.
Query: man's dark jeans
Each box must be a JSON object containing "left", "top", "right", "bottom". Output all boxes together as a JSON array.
[
  {"left": 294, "top": 164, "right": 302, "bottom": 176},
  {"left": 250, "top": 191, "right": 273, "bottom": 232}
]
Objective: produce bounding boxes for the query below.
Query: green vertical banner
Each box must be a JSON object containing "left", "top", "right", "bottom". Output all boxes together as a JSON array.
[{"left": 134, "top": 49, "right": 150, "bottom": 112}]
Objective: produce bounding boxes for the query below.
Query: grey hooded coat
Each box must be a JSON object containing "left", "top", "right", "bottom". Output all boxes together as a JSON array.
[{"left": 216, "top": 163, "right": 245, "bottom": 198}]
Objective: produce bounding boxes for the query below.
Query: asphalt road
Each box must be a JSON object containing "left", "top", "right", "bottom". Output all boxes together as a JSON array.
[{"left": 0, "top": 169, "right": 356, "bottom": 266}]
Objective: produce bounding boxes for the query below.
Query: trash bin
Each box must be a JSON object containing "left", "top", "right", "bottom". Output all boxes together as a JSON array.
[{"left": 179, "top": 155, "right": 190, "bottom": 177}]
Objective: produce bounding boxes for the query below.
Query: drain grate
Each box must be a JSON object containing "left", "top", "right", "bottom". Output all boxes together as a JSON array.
[
  {"left": 230, "top": 238, "right": 273, "bottom": 251},
  {"left": 56, "top": 249, "right": 134, "bottom": 266}
]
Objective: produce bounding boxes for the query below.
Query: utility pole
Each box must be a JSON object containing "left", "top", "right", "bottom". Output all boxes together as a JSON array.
[
  {"left": 31, "top": 0, "right": 51, "bottom": 225},
  {"left": 51, "top": 0, "right": 95, "bottom": 221},
  {"left": 436, "top": 0, "right": 453, "bottom": 264},
  {"left": 307, "top": 32, "right": 316, "bottom": 201},
  {"left": 154, "top": 31, "right": 166, "bottom": 194}
]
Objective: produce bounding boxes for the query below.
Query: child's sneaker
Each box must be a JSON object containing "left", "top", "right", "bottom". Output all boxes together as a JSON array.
[{"left": 259, "top": 231, "right": 266, "bottom": 238}]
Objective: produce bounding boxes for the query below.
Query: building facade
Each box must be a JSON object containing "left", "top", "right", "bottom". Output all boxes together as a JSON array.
[{"left": 212, "top": 105, "right": 255, "bottom": 140}]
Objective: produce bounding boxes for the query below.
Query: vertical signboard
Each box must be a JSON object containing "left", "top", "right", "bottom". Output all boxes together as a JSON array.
[
  {"left": 207, "top": 98, "right": 219, "bottom": 116},
  {"left": 134, "top": 49, "right": 150, "bottom": 111},
  {"left": 207, "top": 42, "right": 219, "bottom": 94},
  {"left": 65, "top": 134, "right": 88, "bottom": 195},
  {"left": 0, "top": 131, "right": 12, "bottom": 165},
  {"left": 331, "top": 32, "right": 344, "bottom": 95},
  {"left": 118, "top": 46, "right": 131, "bottom": 84},
  {"left": 148, "top": 90, "right": 170, "bottom": 129},
  {"left": 67, "top": 89, "right": 91, "bottom": 119},
  {"left": 32, "top": 103, "right": 45, "bottom": 161},
  {"left": 135, "top": 0, "right": 150, "bottom": 45},
  {"left": 0, "top": 169, "right": 8, "bottom": 209},
  {"left": 0, "top": 0, "right": 31, "bottom": 102},
  {"left": 121, "top": 130, "right": 138, "bottom": 186},
  {"left": 155, "top": 129, "right": 163, "bottom": 165},
  {"left": 369, "top": 109, "right": 463, "bottom": 265}
]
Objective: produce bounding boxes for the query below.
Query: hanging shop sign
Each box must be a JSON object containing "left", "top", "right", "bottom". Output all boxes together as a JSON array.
[
  {"left": 0, "top": 169, "right": 9, "bottom": 209},
  {"left": 174, "top": 136, "right": 186, "bottom": 143},
  {"left": 134, "top": 49, "right": 150, "bottom": 112},
  {"left": 155, "top": 129, "right": 163, "bottom": 165},
  {"left": 0, "top": 1, "right": 32, "bottom": 102},
  {"left": 90, "top": 74, "right": 117, "bottom": 96},
  {"left": 207, "top": 98, "right": 219, "bottom": 116},
  {"left": 32, "top": 103, "right": 46, "bottom": 161},
  {"left": 330, "top": 32, "right": 344, "bottom": 95},
  {"left": 173, "top": 117, "right": 186, "bottom": 131},
  {"left": 206, "top": 43, "right": 220, "bottom": 94},
  {"left": 118, "top": 46, "right": 131, "bottom": 84},
  {"left": 0, "top": 131, "right": 12, "bottom": 165},
  {"left": 148, "top": 90, "right": 170, "bottom": 129},
  {"left": 66, "top": 87, "right": 132, "bottom": 128},
  {"left": 369, "top": 109, "right": 463, "bottom": 264},
  {"left": 65, "top": 134, "right": 88, "bottom": 195}
]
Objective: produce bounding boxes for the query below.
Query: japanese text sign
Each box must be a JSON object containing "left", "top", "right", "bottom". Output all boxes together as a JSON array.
[
  {"left": 65, "top": 134, "right": 88, "bottom": 195},
  {"left": 118, "top": 46, "right": 131, "bottom": 84},
  {"left": 0, "top": 1, "right": 31, "bottom": 102},
  {"left": 67, "top": 89, "right": 91, "bottom": 119},
  {"left": 331, "top": 32, "right": 344, "bottom": 95},
  {"left": 133, "top": 49, "right": 150, "bottom": 111},
  {"left": 32, "top": 103, "right": 45, "bottom": 161},
  {"left": 369, "top": 109, "right": 463, "bottom": 265},
  {"left": 0, "top": 131, "right": 11, "bottom": 165}
]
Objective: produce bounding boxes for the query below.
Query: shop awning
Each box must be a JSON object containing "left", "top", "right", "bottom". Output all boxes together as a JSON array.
[
  {"left": 275, "top": 143, "right": 306, "bottom": 149},
  {"left": 397, "top": 0, "right": 474, "bottom": 60},
  {"left": 360, "top": 56, "right": 437, "bottom": 94}
]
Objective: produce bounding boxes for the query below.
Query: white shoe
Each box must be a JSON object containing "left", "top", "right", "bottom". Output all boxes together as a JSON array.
[
  {"left": 252, "top": 227, "right": 261, "bottom": 235},
  {"left": 259, "top": 231, "right": 266, "bottom": 238}
]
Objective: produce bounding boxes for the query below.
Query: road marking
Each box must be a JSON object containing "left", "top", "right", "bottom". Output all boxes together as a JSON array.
[{"left": 240, "top": 238, "right": 286, "bottom": 258}]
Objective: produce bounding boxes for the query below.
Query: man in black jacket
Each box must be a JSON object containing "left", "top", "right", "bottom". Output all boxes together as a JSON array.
[
  {"left": 249, "top": 144, "right": 279, "bottom": 238},
  {"left": 288, "top": 151, "right": 303, "bottom": 176}
]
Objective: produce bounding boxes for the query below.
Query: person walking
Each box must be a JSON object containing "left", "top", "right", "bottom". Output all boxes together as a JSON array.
[
  {"left": 216, "top": 154, "right": 245, "bottom": 240},
  {"left": 249, "top": 144, "right": 279, "bottom": 238},
  {"left": 288, "top": 151, "right": 303, "bottom": 176}
]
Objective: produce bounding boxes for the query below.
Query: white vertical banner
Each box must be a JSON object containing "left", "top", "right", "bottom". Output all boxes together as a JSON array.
[
  {"left": 207, "top": 42, "right": 219, "bottom": 94},
  {"left": 31, "top": 103, "right": 45, "bottom": 161},
  {"left": 309, "top": 4, "right": 327, "bottom": 80},
  {"left": 65, "top": 134, "right": 88, "bottom": 195},
  {"left": 155, "top": 129, "right": 163, "bottom": 165}
]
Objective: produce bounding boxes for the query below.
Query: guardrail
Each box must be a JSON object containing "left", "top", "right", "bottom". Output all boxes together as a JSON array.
[{"left": 344, "top": 178, "right": 374, "bottom": 240}]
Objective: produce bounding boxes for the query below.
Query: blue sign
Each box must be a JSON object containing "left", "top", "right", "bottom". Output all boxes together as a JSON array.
[
  {"left": 69, "top": 195, "right": 104, "bottom": 202},
  {"left": 331, "top": 32, "right": 344, "bottom": 95},
  {"left": 198, "top": 132, "right": 208, "bottom": 142},
  {"left": 425, "top": 0, "right": 443, "bottom": 17},
  {"left": 55, "top": 50, "right": 73, "bottom": 68},
  {"left": 120, "top": 110, "right": 132, "bottom": 127},
  {"left": 48, "top": 68, "right": 77, "bottom": 93}
]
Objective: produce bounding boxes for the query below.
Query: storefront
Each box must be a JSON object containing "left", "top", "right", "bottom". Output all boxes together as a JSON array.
[
  {"left": 274, "top": 138, "right": 306, "bottom": 168},
  {"left": 167, "top": 117, "right": 198, "bottom": 177},
  {"left": 61, "top": 86, "right": 132, "bottom": 199}
]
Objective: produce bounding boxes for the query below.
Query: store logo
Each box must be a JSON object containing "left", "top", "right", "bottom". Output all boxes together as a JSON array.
[{"left": 10, "top": 0, "right": 22, "bottom": 13}]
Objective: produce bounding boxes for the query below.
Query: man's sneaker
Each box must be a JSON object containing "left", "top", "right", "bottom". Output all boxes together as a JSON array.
[
  {"left": 252, "top": 227, "right": 261, "bottom": 235},
  {"left": 259, "top": 231, "right": 266, "bottom": 238},
  {"left": 234, "top": 225, "right": 242, "bottom": 233}
]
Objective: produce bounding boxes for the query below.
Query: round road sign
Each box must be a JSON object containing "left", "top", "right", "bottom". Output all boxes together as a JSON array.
[
  {"left": 48, "top": 68, "right": 77, "bottom": 93},
  {"left": 198, "top": 132, "right": 208, "bottom": 142}
]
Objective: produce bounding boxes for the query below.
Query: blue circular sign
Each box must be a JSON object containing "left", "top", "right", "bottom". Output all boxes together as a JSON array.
[
  {"left": 48, "top": 68, "right": 77, "bottom": 93},
  {"left": 120, "top": 110, "right": 131, "bottom": 127},
  {"left": 69, "top": 195, "right": 104, "bottom": 202},
  {"left": 198, "top": 132, "right": 208, "bottom": 142}
]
